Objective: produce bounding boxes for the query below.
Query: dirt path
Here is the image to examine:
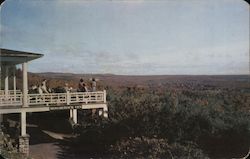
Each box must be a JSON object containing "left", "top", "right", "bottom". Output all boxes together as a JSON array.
[
  {"left": 30, "top": 143, "right": 61, "bottom": 159},
  {"left": 29, "top": 126, "right": 78, "bottom": 159}
]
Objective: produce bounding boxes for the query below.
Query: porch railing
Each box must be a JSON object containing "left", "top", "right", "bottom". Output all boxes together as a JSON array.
[
  {"left": 0, "top": 90, "right": 106, "bottom": 107},
  {"left": 0, "top": 90, "right": 22, "bottom": 95}
]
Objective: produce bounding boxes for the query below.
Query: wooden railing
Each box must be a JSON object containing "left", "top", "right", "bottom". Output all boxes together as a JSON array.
[
  {"left": 70, "top": 92, "right": 105, "bottom": 104},
  {"left": 0, "top": 90, "right": 22, "bottom": 95},
  {"left": 0, "top": 94, "right": 23, "bottom": 106},
  {"left": 28, "top": 93, "right": 67, "bottom": 105},
  {"left": 0, "top": 90, "right": 106, "bottom": 107}
]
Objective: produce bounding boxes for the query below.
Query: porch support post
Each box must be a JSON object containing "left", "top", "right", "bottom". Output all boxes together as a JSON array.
[
  {"left": 103, "top": 90, "right": 108, "bottom": 118},
  {"left": 13, "top": 66, "right": 16, "bottom": 98},
  {"left": 103, "top": 105, "right": 108, "bottom": 118},
  {"left": 22, "top": 62, "right": 28, "bottom": 107},
  {"left": 73, "top": 109, "right": 77, "bottom": 124},
  {"left": 70, "top": 109, "right": 73, "bottom": 119},
  {"left": 4, "top": 66, "right": 9, "bottom": 96},
  {"left": 21, "top": 111, "right": 26, "bottom": 136},
  {"left": 19, "top": 111, "right": 29, "bottom": 155},
  {"left": 103, "top": 90, "right": 106, "bottom": 103}
]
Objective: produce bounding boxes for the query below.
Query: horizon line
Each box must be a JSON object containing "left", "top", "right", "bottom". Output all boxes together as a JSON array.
[{"left": 28, "top": 71, "right": 250, "bottom": 76}]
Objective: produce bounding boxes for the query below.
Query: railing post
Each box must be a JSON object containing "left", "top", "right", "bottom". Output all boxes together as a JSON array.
[
  {"left": 66, "top": 91, "right": 70, "bottom": 105},
  {"left": 76, "top": 93, "right": 79, "bottom": 102},
  {"left": 50, "top": 94, "right": 52, "bottom": 104},
  {"left": 85, "top": 92, "right": 88, "bottom": 104},
  {"left": 103, "top": 90, "right": 106, "bottom": 103}
]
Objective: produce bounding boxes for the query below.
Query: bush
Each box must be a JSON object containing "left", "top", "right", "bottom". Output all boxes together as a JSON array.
[
  {"left": 0, "top": 132, "right": 27, "bottom": 159},
  {"left": 110, "top": 136, "right": 209, "bottom": 159}
]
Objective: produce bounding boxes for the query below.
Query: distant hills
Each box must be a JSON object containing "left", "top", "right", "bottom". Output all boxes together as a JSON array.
[{"left": 29, "top": 72, "right": 249, "bottom": 90}]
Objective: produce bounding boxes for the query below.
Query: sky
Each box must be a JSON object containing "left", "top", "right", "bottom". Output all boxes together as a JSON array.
[{"left": 0, "top": 0, "right": 249, "bottom": 75}]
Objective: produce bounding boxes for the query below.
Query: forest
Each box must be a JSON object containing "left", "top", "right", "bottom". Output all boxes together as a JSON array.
[
  {"left": 73, "top": 79, "right": 250, "bottom": 158},
  {"left": 1, "top": 72, "right": 250, "bottom": 158}
]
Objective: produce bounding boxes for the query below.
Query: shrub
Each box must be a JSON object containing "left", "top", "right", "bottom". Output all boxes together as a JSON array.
[{"left": 109, "top": 136, "right": 209, "bottom": 159}]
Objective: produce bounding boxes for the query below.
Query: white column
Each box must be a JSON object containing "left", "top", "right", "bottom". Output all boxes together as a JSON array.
[
  {"left": 73, "top": 109, "right": 77, "bottom": 124},
  {"left": 69, "top": 109, "right": 73, "bottom": 119},
  {"left": 21, "top": 111, "right": 26, "bottom": 136},
  {"left": 102, "top": 90, "right": 108, "bottom": 118},
  {"left": 4, "top": 66, "right": 9, "bottom": 96},
  {"left": 13, "top": 67, "right": 16, "bottom": 101},
  {"left": 103, "top": 105, "right": 108, "bottom": 118},
  {"left": 22, "top": 62, "right": 28, "bottom": 107},
  {"left": 13, "top": 66, "right": 16, "bottom": 96},
  {"left": 103, "top": 90, "right": 106, "bottom": 103},
  {"left": 66, "top": 91, "right": 70, "bottom": 105}
]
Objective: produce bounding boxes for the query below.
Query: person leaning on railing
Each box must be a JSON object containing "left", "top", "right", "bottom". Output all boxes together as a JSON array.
[
  {"left": 29, "top": 85, "right": 38, "bottom": 94},
  {"left": 64, "top": 83, "right": 72, "bottom": 93},
  {"left": 77, "top": 78, "right": 88, "bottom": 92}
]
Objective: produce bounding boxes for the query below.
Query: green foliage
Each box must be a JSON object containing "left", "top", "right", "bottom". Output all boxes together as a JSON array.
[
  {"left": 110, "top": 137, "right": 209, "bottom": 159},
  {"left": 0, "top": 132, "right": 27, "bottom": 159},
  {"left": 76, "top": 86, "right": 250, "bottom": 158}
]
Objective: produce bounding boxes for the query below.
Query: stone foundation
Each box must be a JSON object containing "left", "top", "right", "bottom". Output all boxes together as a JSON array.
[{"left": 19, "top": 135, "right": 29, "bottom": 156}]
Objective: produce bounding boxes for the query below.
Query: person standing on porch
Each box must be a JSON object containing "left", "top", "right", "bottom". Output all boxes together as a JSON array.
[
  {"left": 64, "top": 82, "right": 72, "bottom": 92},
  {"left": 41, "top": 79, "right": 49, "bottom": 93},
  {"left": 78, "top": 78, "right": 86, "bottom": 92},
  {"left": 91, "top": 78, "right": 97, "bottom": 92}
]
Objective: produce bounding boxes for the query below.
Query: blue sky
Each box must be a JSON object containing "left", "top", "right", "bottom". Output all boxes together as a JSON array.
[{"left": 1, "top": 0, "right": 249, "bottom": 75}]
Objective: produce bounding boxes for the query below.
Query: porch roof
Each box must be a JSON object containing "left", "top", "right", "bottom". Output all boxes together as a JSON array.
[{"left": 0, "top": 48, "right": 43, "bottom": 66}]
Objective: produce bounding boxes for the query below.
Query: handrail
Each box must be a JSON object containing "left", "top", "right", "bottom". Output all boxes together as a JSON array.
[{"left": 0, "top": 90, "right": 107, "bottom": 107}]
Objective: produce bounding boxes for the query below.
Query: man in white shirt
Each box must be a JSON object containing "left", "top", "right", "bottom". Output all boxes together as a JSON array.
[{"left": 41, "top": 79, "right": 49, "bottom": 93}]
